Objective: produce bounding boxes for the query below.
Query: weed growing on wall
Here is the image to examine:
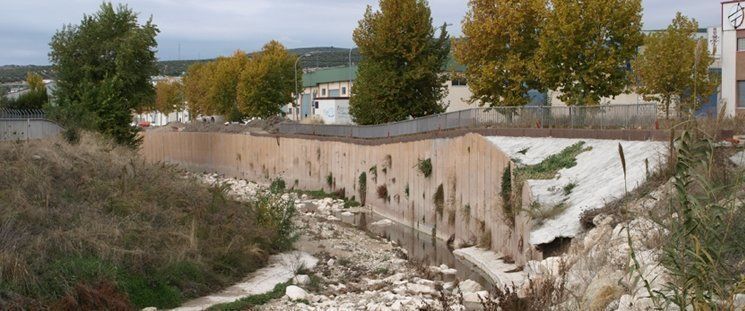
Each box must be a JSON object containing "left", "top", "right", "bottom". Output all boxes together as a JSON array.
[
  {"left": 434, "top": 184, "right": 445, "bottom": 218},
  {"left": 377, "top": 184, "right": 389, "bottom": 201},
  {"left": 270, "top": 178, "right": 286, "bottom": 193},
  {"left": 326, "top": 173, "right": 333, "bottom": 188},
  {"left": 369, "top": 165, "right": 378, "bottom": 182},
  {"left": 417, "top": 158, "right": 433, "bottom": 178},
  {"left": 358, "top": 172, "right": 367, "bottom": 205}
]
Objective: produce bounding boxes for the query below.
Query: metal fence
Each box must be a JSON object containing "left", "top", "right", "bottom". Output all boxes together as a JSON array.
[
  {"left": 278, "top": 104, "right": 659, "bottom": 139},
  {"left": 0, "top": 109, "right": 46, "bottom": 120}
]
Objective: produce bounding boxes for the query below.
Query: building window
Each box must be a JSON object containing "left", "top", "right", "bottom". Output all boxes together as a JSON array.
[
  {"left": 314, "top": 101, "right": 319, "bottom": 109},
  {"left": 321, "top": 89, "right": 326, "bottom": 96},
  {"left": 451, "top": 77, "right": 467, "bottom": 86},
  {"left": 739, "top": 38, "right": 745, "bottom": 52},
  {"left": 739, "top": 81, "right": 745, "bottom": 108},
  {"left": 342, "top": 86, "right": 347, "bottom": 95}
]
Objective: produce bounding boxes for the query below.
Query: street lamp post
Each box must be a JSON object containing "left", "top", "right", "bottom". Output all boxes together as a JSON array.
[{"left": 294, "top": 53, "right": 312, "bottom": 120}]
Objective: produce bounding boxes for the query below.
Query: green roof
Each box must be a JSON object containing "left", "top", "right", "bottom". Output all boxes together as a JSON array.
[
  {"left": 302, "top": 65, "right": 358, "bottom": 88},
  {"left": 302, "top": 55, "right": 466, "bottom": 87}
]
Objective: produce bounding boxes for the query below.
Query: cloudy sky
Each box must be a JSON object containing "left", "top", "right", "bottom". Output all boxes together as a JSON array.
[{"left": 0, "top": 0, "right": 721, "bottom": 65}]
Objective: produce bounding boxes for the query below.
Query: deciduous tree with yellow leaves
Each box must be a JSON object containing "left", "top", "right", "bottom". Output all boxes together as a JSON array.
[
  {"left": 633, "top": 13, "right": 716, "bottom": 118},
  {"left": 154, "top": 80, "right": 184, "bottom": 115},
  {"left": 454, "top": 0, "right": 546, "bottom": 107},
  {"left": 237, "top": 41, "right": 298, "bottom": 119},
  {"left": 535, "top": 0, "right": 644, "bottom": 106}
]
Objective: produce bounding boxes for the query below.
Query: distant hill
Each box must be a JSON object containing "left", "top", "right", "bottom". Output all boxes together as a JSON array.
[{"left": 0, "top": 47, "right": 361, "bottom": 83}]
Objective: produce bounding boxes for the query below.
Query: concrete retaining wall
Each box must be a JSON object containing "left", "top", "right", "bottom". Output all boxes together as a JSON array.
[
  {"left": 0, "top": 119, "right": 63, "bottom": 141},
  {"left": 141, "top": 131, "right": 537, "bottom": 265}
]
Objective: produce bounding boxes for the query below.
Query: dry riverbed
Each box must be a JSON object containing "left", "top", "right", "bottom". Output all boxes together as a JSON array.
[{"left": 194, "top": 173, "right": 487, "bottom": 311}]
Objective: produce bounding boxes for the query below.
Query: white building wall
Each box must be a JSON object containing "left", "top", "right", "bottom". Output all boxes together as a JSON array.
[{"left": 722, "top": 1, "right": 742, "bottom": 118}]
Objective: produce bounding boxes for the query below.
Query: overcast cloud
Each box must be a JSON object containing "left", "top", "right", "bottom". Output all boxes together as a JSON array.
[{"left": 0, "top": 0, "right": 721, "bottom": 65}]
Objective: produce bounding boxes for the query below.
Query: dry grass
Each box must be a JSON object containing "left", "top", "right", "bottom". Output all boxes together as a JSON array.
[{"left": 0, "top": 134, "right": 295, "bottom": 309}]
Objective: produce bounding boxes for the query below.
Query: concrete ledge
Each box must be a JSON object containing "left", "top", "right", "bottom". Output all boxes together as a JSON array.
[
  {"left": 255, "top": 127, "right": 672, "bottom": 146},
  {"left": 452, "top": 247, "right": 527, "bottom": 289}
]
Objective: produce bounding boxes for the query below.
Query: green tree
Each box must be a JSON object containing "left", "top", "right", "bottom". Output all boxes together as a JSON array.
[
  {"left": 155, "top": 80, "right": 185, "bottom": 114},
  {"left": 0, "top": 73, "right": 49, "bottom": 110},
  {"left": 48, "top": 3, "right": 159, "bottom": 147},
  {"left": 237, "top": 41, "right": 298, "bottom": 119},
  {"left": 350, "top": 0, "right": 450, "bottom": 125},
  {"left": 455, "top": 0, "right": 546, "bottom": 107},
  {"left": 535, "top": 0, "right": 643, "bottom": 106},
  {"left": 633, "top": 13, "right": 716, "bottom": 118}
]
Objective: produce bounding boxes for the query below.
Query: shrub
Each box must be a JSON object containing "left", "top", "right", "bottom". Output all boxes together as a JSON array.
[
  {"left": 631, "top": 128, "right": 745, "bottom": 309},
  {"left": 517, "top": 142, "right": 591, "bottom": 179},
  {"left": 269, "top": 178, "right": 286, "bottom": 193},
  {"left": 404, "top": 184, "right": 410, "bottom": 198},
  {"left": 416, "top": 158, "right": 432, "bottom": 178},
  {"left": 358, "top": 172, "right": 367, "bottom": 205},
  {"left": 501, "top": 164, "right": 513, "bottom": 220},
  {"left": 369, "top": 165, "right": 378, "bottom": 182},
  {"left": 562, "top": 182, "right": 577, "bottom": 196},
  {"left": 434, "top": 184, "right": 445, "bottom": 217},
  {"left": 326, "top": 173, "right": 333, "bottom": 188},
  {"left": 377, "top": 184, "right": 388, "bottom": 201}
]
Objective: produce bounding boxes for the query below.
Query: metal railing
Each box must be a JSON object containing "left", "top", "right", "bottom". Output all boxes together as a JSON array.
[
  {"left": 278, "top": 104, "right": 659, "bottom": 139},
  {"left": 0, "top": 109, "right": 46, "bottom": 119}
]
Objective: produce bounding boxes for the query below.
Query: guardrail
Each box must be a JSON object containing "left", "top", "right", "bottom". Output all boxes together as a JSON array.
[
  {"left": 0, "top": 109, "right": 46, "bottom": 119},
  {"left": 278, "top": 104, "right": 658, "bottom": 139}
]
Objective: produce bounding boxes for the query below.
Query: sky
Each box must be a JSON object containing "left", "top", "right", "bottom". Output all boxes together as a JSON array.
[{"left": 0, "top": 0, "right": 721, "bottom": 66}]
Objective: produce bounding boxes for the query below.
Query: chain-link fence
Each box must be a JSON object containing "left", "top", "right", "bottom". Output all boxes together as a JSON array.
[
  {"left": 0, "top": 109, "right": 46, "bottom": 119},
  {"left": 279, "top": 104, "right": 658, "bottom": 139}
]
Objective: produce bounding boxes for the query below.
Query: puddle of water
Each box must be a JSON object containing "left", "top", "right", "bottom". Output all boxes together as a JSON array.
[{"left": 334, "top": 210, "right": 494, "bottom": 291}]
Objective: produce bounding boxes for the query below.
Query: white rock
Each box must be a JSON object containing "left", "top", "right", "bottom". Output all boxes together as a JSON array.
[
  {"left": 326, "top": 215, "right": 340, "bottom": 221},
  {"left": 406, "top": 283, "right": 435, "bottom": 295},
  {"left": 141, "top": 308, "right": 157, "bottom": 311},
  {"left": 285, "top": 285, "right": 308, "bottom": 301},
  {"left": 390, "top": 301, "right": 403, "bottom": 311},
  {"left": 463, "top": 290, "right": 489, "bottom": 303},
  {"left": 370, "top": 219, "right": 394, "bottom": 227},
  {"left": 293, "top": 274, "right": 311, "bottom": 285},
  {"left": 731, "top": 151, "right": 745, "bottom": 167},
  {"left": 458, "top": 279, "right": 483, "bottom": 294},
  {"left": 327, "top": 259, "right": 335, "bottom": 266},
  {"left": 341, "top": 211, "right": 354, "bottom": 217}
]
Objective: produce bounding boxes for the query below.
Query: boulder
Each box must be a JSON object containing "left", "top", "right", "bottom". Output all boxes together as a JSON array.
[
  {"left": 293, "top": 274, "right": 311, "bottom": 285},
  {"left": 458, "top": 279, "right": 483, "bottom": 294},
  {"left": 582, "top": 272, "right": 624, "bottom": 311},
  {"left": 285, "top": 285, "right": 308, "bottom": 301}
]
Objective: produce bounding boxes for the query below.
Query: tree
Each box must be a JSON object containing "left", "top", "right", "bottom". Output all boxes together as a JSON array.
[
  {"left": 350, "top": 0, "right": 450, "bottom": 125},
  {"left": 183, "top": 52, "right": 248, "bottom": 121},
  {"left": 633, "top": 13, "right": 716, "bottom": 118},
  {"left": 237, "top": 41, "right": 298, "bottom": 119},
  {"left": 454, "top": 0, "right": 546, "bottom": 107},
  {"left": 183, "top": 62, "right": 214, "bottom": 116},
  {"left": 535, "top": 0, "right": 643, "bottom": 106},
  {"left": 154, "top": 80, "right": 185, "bottom": 115},
  {"left": 0, "top": 72, "right": 49, "bottom": 110},
  {"left": 49, "top": 3, "right": 159, "bottom": 146}
]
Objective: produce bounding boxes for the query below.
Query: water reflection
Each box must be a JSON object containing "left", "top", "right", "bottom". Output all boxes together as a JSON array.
[{"left": 336, "top": 210, "right": 493, "bottom": 290}]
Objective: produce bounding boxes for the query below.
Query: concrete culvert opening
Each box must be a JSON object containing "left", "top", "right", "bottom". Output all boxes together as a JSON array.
[{"left": 537, "top": 237, "right": 573, "bottom": 258}]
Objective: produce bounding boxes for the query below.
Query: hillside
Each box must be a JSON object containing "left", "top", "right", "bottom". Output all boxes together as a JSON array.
[
  {"left": 0, "top": 134, "right": 296, "bottom": 309},
  {"left": 0, "top": 47, "right": 362, "bottom": 83}
]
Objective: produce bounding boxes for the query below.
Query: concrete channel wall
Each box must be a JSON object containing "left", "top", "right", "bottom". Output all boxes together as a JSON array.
[
  {"left": 0, "top": 119, "right": 63, "bottom": 141},
  {"left": 141, "top": 131, "right": 538, "bottom": 265}
]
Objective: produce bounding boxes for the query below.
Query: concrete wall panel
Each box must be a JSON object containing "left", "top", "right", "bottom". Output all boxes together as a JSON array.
[{"left": 141, "top": 131, "right": 536, "bottom": 264}]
